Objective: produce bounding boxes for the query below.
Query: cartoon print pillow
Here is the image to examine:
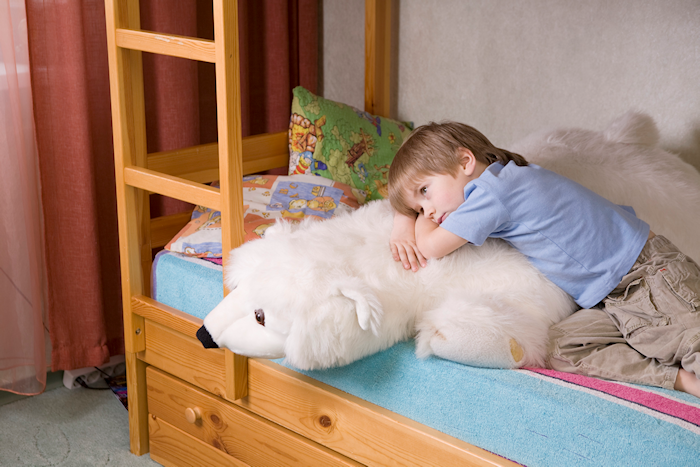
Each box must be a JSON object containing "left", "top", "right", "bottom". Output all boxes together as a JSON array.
[
  {"left": 165, "top": 174, "right": 362, "bottom": 258},
  {"left": 288, "top": 86, "right": 413, "bottom": 202}
]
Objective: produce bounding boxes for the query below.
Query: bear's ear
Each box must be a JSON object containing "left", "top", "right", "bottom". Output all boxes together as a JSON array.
[
  {"left": 335, "top": 278, "right": 383, "bottom": 336},
  {"left": 283, "top": 277, "right": 384, "bottom": 370}
]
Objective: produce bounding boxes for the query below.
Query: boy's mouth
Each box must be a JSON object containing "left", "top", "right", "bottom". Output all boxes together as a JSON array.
[{"left": 437, "top": 213, "right": 447, "bottom": 225}]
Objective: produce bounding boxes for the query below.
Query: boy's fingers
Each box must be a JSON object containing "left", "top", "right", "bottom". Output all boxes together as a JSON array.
[
  {"left": 407, "top": 251, "right": 420, "bottom": 272},
  {"left": 396, "top": 246, "right": 411, "bottom": 269},
  {"left": 415, "top": 248, "right": 427, "bottom": 268},
  {"left": 390, "top": 243, "right": 400, "bottom": 261}
]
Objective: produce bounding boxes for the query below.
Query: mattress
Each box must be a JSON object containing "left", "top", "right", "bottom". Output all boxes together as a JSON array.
[
  {"left": 152, "top": 250, "right": 223, "bottom": 320},
  {"left": 152, "top": 249, "right": 700, "bottom": 467}
]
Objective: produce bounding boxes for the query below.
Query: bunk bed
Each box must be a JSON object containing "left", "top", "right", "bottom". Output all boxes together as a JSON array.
[{"left": 105, "top": 1, "right": 700, "bottom": 466}]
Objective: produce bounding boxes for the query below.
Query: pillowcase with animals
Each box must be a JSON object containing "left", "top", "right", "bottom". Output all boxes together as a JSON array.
[
  {"left": 288, "top": 86, "right": 413, "bottom": 202},
  {"left": 165, "top": 174, "right": 362, "bottom": 260}
]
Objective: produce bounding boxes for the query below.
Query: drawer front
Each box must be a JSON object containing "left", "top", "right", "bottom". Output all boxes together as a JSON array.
[
  {"left": 147, "top": 366, "right": 362, "bottom": 467},
  {"left": 149, "top": 416, "right": 247, "bottom": 467}
]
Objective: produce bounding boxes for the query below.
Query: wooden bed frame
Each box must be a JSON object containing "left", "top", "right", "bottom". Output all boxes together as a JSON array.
[{"left": 106, "top": 0, "right": 514, "bottom": 465}]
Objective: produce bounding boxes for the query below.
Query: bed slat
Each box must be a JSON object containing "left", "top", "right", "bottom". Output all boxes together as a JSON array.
[
  {"left": 116, "top": 28, "right": 216, "bottom": 63},
  {"left": 124, "top": 166, "right": 221, "bottom": 211},
  {"left": 150, "top": 212, "right": 192, "bottom": 249}
]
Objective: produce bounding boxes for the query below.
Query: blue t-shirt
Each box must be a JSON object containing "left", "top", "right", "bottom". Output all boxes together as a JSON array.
[{"left": 440, "top": 161, "right": 650, "bottom": 308}]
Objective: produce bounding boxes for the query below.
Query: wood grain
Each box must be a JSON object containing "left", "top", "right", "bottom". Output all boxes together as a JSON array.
[
  {"left": 116, "top": 28, "right": 216, "bottom": 63},
  {"left": 124, "top": 166, "right": 222, "bottom": 211},
  {"left": 105, "top": 0, "right": 149, "bottom": 454},
  {"left": 364, "top": 0, "right": 392, "bottom": 117},
  {"left": 148, "top": 367, "right": 362, "bottom": 466},
  {"left": 142, "top": 320, "right": 227, "bottom": 398},
  {"left": 149, "top": 416, "right": 248, "bottom": 467},
  {"left": 242, "top": 359, "right": 513, "bottom": 467}
]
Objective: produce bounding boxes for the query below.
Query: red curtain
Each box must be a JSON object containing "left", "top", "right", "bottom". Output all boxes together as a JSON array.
[{"left": 26, "top": 0, "right": 318, "bottom": 371}]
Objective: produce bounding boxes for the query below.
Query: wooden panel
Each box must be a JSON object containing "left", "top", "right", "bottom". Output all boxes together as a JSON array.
[
  {"left": 150, "top": 212, "right": 192, "bottom": 249},
  {"left": 142, "top": 319, "right": 227, "bottom": 398},
  {"left": 146, "top": 132, "right": 288, "bottom": 182},
  {"left": 131, "top": 295, "right": 202, "bottom": 338},
  {"left": 239, "top": 131, "right": 289, "bottom": 175},
  {"left": 124, "top": 166, "right": 221, "bottom": 211},
  {"left": 149, "top": 416, "right": 247, "bottom": 467},
  {"left": 147, "top": 367, "right": 362, "bottom": 467},
  {"left": 365, "top": 0, "right": 392, "bottom": 116},
  {"left": 147, "top": 143, "right": 219, "bottom": 183},
  {"left": 242, "top": 359, "right": 512, "bottom": 467},
  {"left": 116, "top": 28, "right": 216, "bottom": 63}
]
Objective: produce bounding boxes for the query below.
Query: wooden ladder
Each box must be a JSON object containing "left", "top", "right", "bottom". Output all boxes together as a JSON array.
[{"left": 104, "top": 0, "right": 392, "bottom": 456}]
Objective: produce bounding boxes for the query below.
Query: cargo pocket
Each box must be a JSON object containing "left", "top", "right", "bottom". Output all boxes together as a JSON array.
[
  {"left": 659, "top": 261, "right": 700, "bottom": 311},
  {"left": 604, "top": 278, "right": 668, "bottom": 339}
]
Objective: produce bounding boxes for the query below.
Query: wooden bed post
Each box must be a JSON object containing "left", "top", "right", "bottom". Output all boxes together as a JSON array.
[
  {"left": 365, "top": 0, "right": 392, "bottom": 117},
  {"left": 212, "top": 0, "right": 249, "bottom": 402},
  {"left": 104, "top": 0, "right": 150, "bottom": 456}
]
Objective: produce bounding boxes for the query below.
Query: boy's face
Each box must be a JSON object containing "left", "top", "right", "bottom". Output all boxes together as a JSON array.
[
  {"left": 404, "top": 147, "right": 485, "bottom": 225},
  {"left": 405, "top": 170, "right": 471, "bottom": 225}
]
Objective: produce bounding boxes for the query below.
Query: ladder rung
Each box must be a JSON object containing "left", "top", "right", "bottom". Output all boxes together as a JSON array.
[
  {"left": 116, "top": 28, "right": 216, "bottom": 63},
  {"left": 124, "top": 166, "right": 221, "bottom": 211}
]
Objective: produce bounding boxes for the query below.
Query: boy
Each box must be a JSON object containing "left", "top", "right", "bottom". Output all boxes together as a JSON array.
[{"left": 388, "top": 121, "right": 700, "bottom": 398}]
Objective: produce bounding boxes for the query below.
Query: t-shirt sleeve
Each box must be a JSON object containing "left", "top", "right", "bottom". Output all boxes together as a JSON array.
[
  {"left": 440, "top": 185, "right": 510, "bottom": 246},
  {"left": 618, "top": 205, "right": 636, "bottom": 216}
]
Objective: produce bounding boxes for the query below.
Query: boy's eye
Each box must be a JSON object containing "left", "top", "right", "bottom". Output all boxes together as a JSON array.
[{"left": 420, "top": 187, "right": 427, "bottom": 195}]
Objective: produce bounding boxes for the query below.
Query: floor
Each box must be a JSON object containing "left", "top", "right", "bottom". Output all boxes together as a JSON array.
[{"left": 0, "top": 372, "right": 159, "bottom": 466}]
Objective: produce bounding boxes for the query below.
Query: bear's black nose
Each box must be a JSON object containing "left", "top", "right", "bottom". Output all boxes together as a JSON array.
[{"left": 197, "top": 325, "right": 219, "bottom": 349}]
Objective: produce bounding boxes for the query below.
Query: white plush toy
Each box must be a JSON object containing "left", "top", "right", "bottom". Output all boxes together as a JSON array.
[{"left": 197, "top": 112, "right": 700, "bottom": 371}]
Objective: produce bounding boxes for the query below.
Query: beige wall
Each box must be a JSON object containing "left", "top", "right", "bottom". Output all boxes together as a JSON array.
[{"left": 322, "top": 0, "right": 700, "bottom": 171}]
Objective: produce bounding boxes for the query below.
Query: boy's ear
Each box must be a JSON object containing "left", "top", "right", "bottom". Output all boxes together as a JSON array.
[{"left": 457, "top": 147, "right": 477, "bottom": 176}]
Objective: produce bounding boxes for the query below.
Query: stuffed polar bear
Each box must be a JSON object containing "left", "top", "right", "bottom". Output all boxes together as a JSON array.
[{"left": 197, "top": 111, "right": 700, "bottom": 371}]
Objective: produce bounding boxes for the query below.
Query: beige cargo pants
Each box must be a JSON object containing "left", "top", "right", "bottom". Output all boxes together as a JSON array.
[{"left": 547, "top": 235, "right": 700, "bottom": 390}]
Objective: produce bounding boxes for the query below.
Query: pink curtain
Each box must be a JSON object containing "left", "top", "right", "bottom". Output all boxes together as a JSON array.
[
  {"left": 0, "top": 0, "right": 47, "bottom": 395},
  {"left": 25, "top": 0, "right": 318, "bottom": 372}
]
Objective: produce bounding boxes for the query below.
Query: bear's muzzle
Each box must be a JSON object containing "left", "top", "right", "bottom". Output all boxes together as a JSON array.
[{"left": 197, "top": 325, "right": 219, "bottom": 349}]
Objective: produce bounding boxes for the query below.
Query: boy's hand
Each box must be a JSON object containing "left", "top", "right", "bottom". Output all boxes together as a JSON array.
[
  {"left": 390, "top": 212, "right": 427, "bottom": 272},
  {"left": 414, "top": 213, "right": 469, "bottom": 260}
]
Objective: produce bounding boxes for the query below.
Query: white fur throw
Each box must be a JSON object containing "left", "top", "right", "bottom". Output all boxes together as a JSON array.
[{"left": 198, "top": 111, "right": 700, "bottom": 371}]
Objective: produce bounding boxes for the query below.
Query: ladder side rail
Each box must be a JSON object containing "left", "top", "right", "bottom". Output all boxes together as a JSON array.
[{"left": 104, "top": 0, "right": 150, "bottom": 455}]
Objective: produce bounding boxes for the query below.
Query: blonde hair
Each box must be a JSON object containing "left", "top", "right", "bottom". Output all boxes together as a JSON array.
[{"left": 388, "top": 121, "right": 528, "bottom": 216}]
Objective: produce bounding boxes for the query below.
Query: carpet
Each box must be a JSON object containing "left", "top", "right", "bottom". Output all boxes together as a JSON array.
[{"left": 0, "top": 384, "right": 159, "bottom": 466}]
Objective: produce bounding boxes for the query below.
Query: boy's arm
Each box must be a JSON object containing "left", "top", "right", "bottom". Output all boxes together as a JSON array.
[
  {"left": 415, "top": 213, "right": 469, "bottom": 259},
  {"left": 390, "top": 211, "right": 427, "bottom": 271}
]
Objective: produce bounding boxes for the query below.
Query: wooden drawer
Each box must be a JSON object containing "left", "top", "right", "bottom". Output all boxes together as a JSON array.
[
  {"left": 147, "top": 366, "right": 362, "bottom": 467},
  {"left": 149, "top": 416, "right": 247, "bottom": 467}
]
